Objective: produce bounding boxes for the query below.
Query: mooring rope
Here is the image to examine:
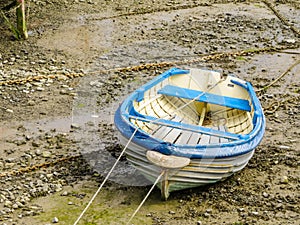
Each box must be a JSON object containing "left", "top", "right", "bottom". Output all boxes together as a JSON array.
[
  {"left": 73, "top": 72, "right": 224, "bottom": 224},
  {"left": 73, "top": 128, "right": 138, "bottom": 225},
  {"left": 126, "top": 171, "right": 165, "bottom": 225},
  {"left": 257, "top": 59, "right": 300, "bottom": 92}
]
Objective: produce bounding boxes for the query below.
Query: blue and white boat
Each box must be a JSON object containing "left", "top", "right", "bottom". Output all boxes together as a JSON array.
[{"left": 114, "top": 68, "right": 265, "bottom": 199}]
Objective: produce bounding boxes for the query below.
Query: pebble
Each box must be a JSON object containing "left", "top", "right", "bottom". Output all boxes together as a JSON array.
[
  {"left": 4, "top": 201, "right": 12, "bottom": 207},
  {"left": 27, "top": 100, "right": 35, "bottom": 106},
  {"left": 206, "top": 208, "right": 212, "bottom": 213},
  {"left": 35, "top": 149, "right": 42, "bottom": 155},
  {"left": 61, "top": 191, "right": 68, "bottom": 196},
  {"left": 6, "top": 109, "right": 13, "bottom": 113},
  {"left": 280, "top": 176, "right": 289, "bottom": 184},
  {"left": 36, "top": 87, "right": 45, "bottom": 91},
  {"left": 89, "top": 80, "right": 103, "bottom": 87},
  {"left": 71, "top": 123, "right": 80, "bottom": 129},
  {"left": 32, "top": 141, "right": 41, "bottom": 147},
  {"left": 52, "top": 217, "right": 59, "bottom": 223},
  {"left": 42, "top": 151, "right": 52, "bottom": 158},
  {"left": 203, "top": 212, "right": 210, "bottom": 218},
  {"left": 60, "top": 90, "right": 68, "bottom": 95},
  {"left": 262, "top": 192, "right": 269, "bottom": 198},
  {"left": 278, "top": 145, "right": 291, "bottom": 150},
  {"left": 285, "top": 39, "right": 296, "bottom": 43}
]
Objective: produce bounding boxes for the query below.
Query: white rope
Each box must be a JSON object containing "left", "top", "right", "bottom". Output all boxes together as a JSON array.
[
  {"left": 73, "top": 73, "right": 224, "bottom": 224},
  {"left": 126, "top": 171, "right": 165, "bottom": 225},
  {"left": 124, "top": 78, "right": 225, "bottom": 223},
  {"left": 73, "top": 128, "right": 138, "bottom": 225}
]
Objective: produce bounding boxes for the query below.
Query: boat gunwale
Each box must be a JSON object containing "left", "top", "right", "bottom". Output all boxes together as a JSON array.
[{"left": 114, "top": 68, "right": 265, "bottom": 159}]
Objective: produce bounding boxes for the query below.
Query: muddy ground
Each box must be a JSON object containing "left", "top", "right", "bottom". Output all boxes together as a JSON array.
[{"left": 0, "top": 0, "right": 299, "bottom": 224}]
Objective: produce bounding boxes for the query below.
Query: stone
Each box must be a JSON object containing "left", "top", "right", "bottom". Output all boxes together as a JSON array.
[
  {"left": 280, "top": 176, "right": 289, "bottom": 184},
  {"left": 35, "top": 149, "right": 42, "bottom": 155},
  {"left": 71, "top": 123, "right": 80, "bottom": 129},
  {"left": 262, "top": 192, "right": 269, "bottom": 198},
  {"left": 61, "top": 191, "right": 68, "bottom": 196},
  {"left": 32, "top": 141, "right": 41, "bottom": 147},
  {"left": 203, "top": 212, "right": 210, "bottom": 218},
  {"left": 52, "top": 217, "right": 59, "bottom": 223},
  {"left": 42, "top": 151, "right": 52, "bottom": 158},
  {"left": 4, "top": 200, "right": 12, "bottom": 207},
  {"left": 6, "top": 109, "right": 13, "bottom": 113}
]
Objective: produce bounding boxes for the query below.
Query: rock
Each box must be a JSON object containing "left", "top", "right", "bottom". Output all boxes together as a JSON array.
[
  {"left": 89, "top": 80, "right": 103, "bottom": 87},
  {"left": 36, "top": 87, "right": 45, "bottom": 91},
  {"left": 55, "top": 184, "right": 63, "bottom": 192},
  {"left": 203, "top": 212, "right": 210, "bottom": 218},
  {"left": 46, "top": 173, "right": 53, "bottom": 179},
  {"left": 71, "top": 123, "right": 80, "bottom": 129},
  {"left": 275, "top": 203, "right": 283, "bottom": 209},
  {"left": 238, "top": 208, "right": 245, "bottom": 212},
  {"left": 280, "top": 176, "right": 288, "bottom": 184},
  {"left": 4, "top": 200, "right": 12, "bottom": 207},
  {"left": 61, "top": 191, "right": 68, "bottom": 196},
  {"left": 278, "top": 145, "right": 291, "bottom": 150},
  {"left": 35, "top": 149, "right": 42, "bottom": 155},
  {"left": 57, "top": 75, "right": 68, "bottom": 80},
  {"left": 42, "top": 151, "right": 52, "bottom": 158},
  {"left": 285, "top": 39, "right": 296, "bottom": 44},
  {"left": 42, "top": 184, "right": 49, "bottom": 193},
  {"left": 4, "top": 163, "right": 15, "bottom": 169},
  {"left": 206, "top": 208, "right": 212, "bottom": 213},
  {"left": 262, "top": 192, "right": 269, "bottom": 198},
  {"left": 32, "top": 141, "right": 41, "bottom": 147},
  {"left": 6, "top": 109, "right": 13, "bottom": 113},
  {"left": 52, "top": 217, "right": 59, "bottom": 223},
  {"left": 60, "top": 90, "right": 68, "bottom": 95}
]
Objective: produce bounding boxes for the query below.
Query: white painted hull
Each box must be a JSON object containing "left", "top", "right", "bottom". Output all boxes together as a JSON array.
[
  {"left": 114, "top": 68, "right": 265, "bottom": 199},
  {"left": 118, "top": 133, "right": 254, "bottom": 198}
]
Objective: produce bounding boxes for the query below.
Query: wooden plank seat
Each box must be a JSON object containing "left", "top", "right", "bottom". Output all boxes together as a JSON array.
[
  {"left": 126, "top": 114, "right": 244, "bottom": 140},
  {"left": 157, "top": 85, "right": 251, "bottom": 112}
]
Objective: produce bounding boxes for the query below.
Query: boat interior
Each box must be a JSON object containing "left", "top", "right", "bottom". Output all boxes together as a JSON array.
[{"left": 131, "top": 69, "right": 254, "bottom": 146}]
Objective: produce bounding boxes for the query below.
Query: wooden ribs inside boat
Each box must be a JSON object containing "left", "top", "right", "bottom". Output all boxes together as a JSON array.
[{"left": 131, "top": 71, "right": 254, "bottom": 146}]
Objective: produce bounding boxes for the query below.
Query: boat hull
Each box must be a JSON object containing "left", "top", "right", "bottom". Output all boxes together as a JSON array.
[
  {"left": 114, "top": 68, "right": 265, "bottom": 199},
  {"left": 117, "top": 132, "right": 255, "bottom": 199}
]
